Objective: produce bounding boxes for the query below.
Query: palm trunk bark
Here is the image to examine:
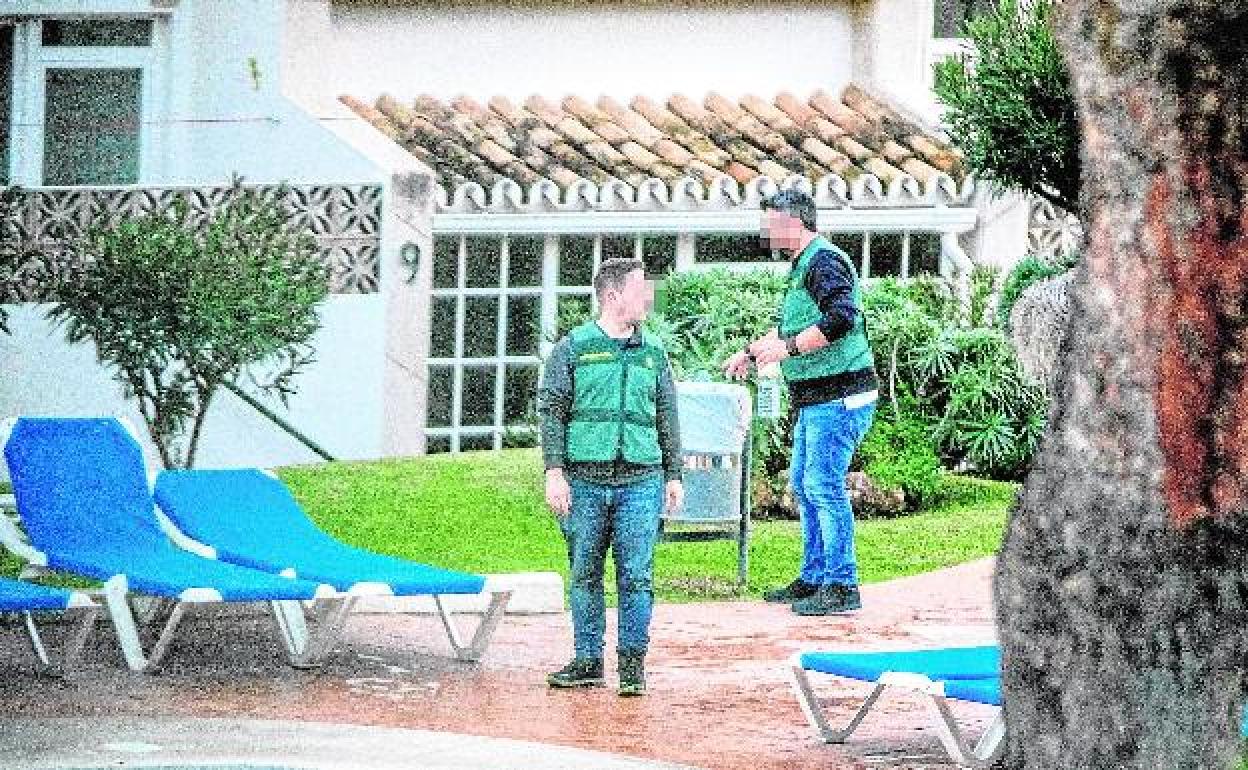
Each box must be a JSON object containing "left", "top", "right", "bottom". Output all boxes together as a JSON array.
[{"left": 996, "top": 3, "right": 1248, "bottom": 767}]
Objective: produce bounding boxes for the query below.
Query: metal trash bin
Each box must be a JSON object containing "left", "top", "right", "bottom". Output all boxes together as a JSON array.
[{"left": 663, "top": 381, "right": 753, "bottom": 588}]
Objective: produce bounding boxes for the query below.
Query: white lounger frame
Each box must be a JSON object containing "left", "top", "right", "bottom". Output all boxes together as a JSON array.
[
  {"left": 788, "top": 653, "right": 1006, "bottom": 769},
  {"left": 0, "top": 418, "right": 353, "bottom": 672},
  {"left": 156, "top": 503, "right": 512, "bottom": 663},
  {"left": 9, "top": 585, "right": 99, "bottom": 676},
  {"left": 1, "top": 417, "right": 510, "bottom": 669}
]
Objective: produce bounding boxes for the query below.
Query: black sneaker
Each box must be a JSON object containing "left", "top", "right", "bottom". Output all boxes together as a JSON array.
[
  {"left": 618, "top": 651, "right": 646, "bottom": 696},
  {"left": 547, "top": 658, "right": 605, "bottom": 688},
  {"left": 792, "top": 583, "right": 862, "bottom": 615},
  {"left": 763, "top": 578, "right": 817, "bottom": 603}
]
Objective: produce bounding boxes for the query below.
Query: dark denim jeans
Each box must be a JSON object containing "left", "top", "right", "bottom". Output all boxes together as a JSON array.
[
  {"left": 562, "top": 473, "right": 663, "bottom": 659},
  {"left": 791, "top": 397, "right": 876, "bottom": 586}
]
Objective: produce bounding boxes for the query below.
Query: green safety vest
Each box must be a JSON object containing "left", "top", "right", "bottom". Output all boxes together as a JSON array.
[
  {"left": 566, "top": 321, "right": 665, "bottom": 465},
  {"left": 779, "top": 237, "right": 874, "bottom": 383}
]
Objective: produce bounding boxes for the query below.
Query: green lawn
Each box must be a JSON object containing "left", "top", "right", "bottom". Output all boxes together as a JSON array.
[
  {"left": 1, "top": 449, "right": 1016, "bottom": 602},
  {"left": 278, "top": 448, "right": 1014, "bottom": 602}
]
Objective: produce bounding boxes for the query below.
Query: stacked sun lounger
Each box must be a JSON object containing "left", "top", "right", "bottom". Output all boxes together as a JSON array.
[{"left": 0, "top": 416, "right": 510, "bottom": 672}]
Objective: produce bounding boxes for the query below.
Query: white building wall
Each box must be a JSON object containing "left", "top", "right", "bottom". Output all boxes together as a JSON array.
[
  {"left": 852, "top": 0, "right": 939, "bottom": 121},
  {"left": 321, "top": 2, "right": 858, "bottom": 103},
  {"left": 6, "top": 0, "right": 382, "bottom": 186},
  {"left": 161, "top": 0, "right": 380, "bottom": 185},
  {"left": 0, "top": 297, "right": 384, "bottom": 479}
]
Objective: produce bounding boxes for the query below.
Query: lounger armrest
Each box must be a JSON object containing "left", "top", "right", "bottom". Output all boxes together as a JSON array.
[
  {"left": 153, "top": 507, "right": 217, "bottom": 559},
  {"left": 879, "top": 671, "right": 940, "bottom": 690},
  {"left": 177, "top": 587, "right": 226, "bottom": 603},
  {"left": 66, "top": 591, "right": 97, "bottom": 609}
]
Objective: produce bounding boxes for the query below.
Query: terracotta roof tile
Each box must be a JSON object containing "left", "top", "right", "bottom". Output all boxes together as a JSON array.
[{"left": 341, "top": 85, "right": 966, "bottom": 194}]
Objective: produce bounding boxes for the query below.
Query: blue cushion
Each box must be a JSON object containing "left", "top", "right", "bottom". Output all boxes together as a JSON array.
[
  {"left": 4, "top": 417, "right": 322, "bottom": 602},
  {"left": 0, "top": 577, "right": 74, "bottom": 612},
  {"left": 155, "top": 468, "right": 486, "bottom": 595},
  {"left": 800, "top": 645, "right": 1001, "bottom": 681},
  {"left": 942, "top": 677, "right": 1001, "bottom": 706}
]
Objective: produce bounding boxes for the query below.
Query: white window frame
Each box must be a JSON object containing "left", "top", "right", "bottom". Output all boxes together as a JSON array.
[
  {"left": 423, "top": 217, "right": 972, "bottom": 453},
  {"left": 7, "top": 16, "right": 167, "bottom": 186}
]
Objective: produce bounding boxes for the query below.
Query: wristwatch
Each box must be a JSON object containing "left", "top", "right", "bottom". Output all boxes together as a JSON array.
[{"left": 785, "top": 336, "right": 801, "bottom": 357}]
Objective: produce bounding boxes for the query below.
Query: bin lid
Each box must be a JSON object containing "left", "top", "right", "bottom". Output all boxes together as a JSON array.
[{"left": 675, "top": 381, "right": 751, "bottom": 454}]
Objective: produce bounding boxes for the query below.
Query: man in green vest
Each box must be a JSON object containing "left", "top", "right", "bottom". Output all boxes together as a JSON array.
[
  {"left": 723, "top": 190, "right": 878, "bottom": 615},
  {"left": 537, "top": 257, "right": 684, "bottom": 695}
]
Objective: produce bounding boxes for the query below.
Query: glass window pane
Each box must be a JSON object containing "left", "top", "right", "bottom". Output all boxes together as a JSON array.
[
  {"left": 558, "top": 235, "right": 594, "bottom": 286},
  {"left": 506, "top": 295, "right": 540, "bottom": 356},
  {"left": 0, "top": 27, "right": 12, "bottom": 185},
  {"left": 426, "top": 366, "right": 453, "bottom": 428},
  {"left": 44, "top": 68, "right": 141, "bottom": 185},
  {"left": 911, "top": 232, "right": 943, "bottom": 275},
  {"left": 642, "top": 235, "right": 676, "bottom": 276},
  {"left": 465, "top": 236, "right": 501, "bottom": 288},
  {"left": 433, "top": 236, "right": 459, "bottom": 289},
  {"left": 695, "top": 234, "right": 768, "bottom": 262},
  {"left": 825, "top": 232, "right": 864, "bottom": 264},
  {"left": 870, "top": 233, "right": 904, "bottom": 278},
  {"left": 461, "top": 366, "right": 497, "bottom": 427},
  {"left": 430, "top": 297, "right": 458, "bottom": 358},
  {"left": 42, "top": 19, "right": 153, "bottom": 47},
  {"left": 459, "top": 433, "right": 496, "bottom": 451},
  {"left": 600, "top": 235, "right": 635, "bottom": 261},
  {"left": 503, "top": 364, "right": 540, "bottom": 423},
  {"left": 556, "top": 294, "right": 593, "bottom": 339},
  {"left": 507, "top": 236, "right": 543, "bottom": 287},
  {"left": 464, "top": 296, "right": 500, "bottom": 357},
  {"left": 425, "top": 435, "right": 451, "bottom": 454}
]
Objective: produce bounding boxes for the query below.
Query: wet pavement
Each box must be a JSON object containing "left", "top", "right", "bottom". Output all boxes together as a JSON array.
[{"left": 2, "top": 559, "right": 998, "bottom": 770}]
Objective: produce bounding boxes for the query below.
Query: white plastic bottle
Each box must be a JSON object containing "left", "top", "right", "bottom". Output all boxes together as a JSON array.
[{"left": 755, "top": 361, "right": 783, "bottom": 419}]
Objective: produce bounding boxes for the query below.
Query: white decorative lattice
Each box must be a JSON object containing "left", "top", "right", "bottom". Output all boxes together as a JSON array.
[
  {"left": 1027, "top": 198, "right": 1083, "bottom": 258},
  {"left": 4, "top": 183, "right": 383, "bottom": 299}
]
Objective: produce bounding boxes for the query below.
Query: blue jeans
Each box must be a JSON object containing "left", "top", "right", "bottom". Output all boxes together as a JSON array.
[
  {"left": 791, "top": 398, "right": 876, "bottom": 586},
  {"left": 561, "top": 474, "right": 663, "bottom": 659}
]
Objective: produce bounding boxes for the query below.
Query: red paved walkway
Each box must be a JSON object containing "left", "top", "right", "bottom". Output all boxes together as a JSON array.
[{"left": 5, "top": 558, "right": 1000, "bottom": 769}]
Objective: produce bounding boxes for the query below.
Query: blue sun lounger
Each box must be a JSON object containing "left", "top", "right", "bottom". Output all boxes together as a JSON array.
[
  {"left": 794, "top": 645, "right": 1248, "bottom": 768},
  {"left": 152, "top": 468, "right": 511, "bottom": 661},
  {"left": 0, "top": 576, "right": 98, "bottom": 675},
  {"left": 0, "top": 417, "right": 340, "bottom": 672},
  {"left": 789, "top": 645, "right": 1004, "bottom": 768}
]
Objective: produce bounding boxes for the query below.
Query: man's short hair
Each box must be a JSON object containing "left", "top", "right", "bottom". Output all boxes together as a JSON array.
[
  {"left": 760, "top": 189, "right": 818, "bottom": 232},
  {"left": 594, "top": 257, "right": 644, "bottom": 298}
]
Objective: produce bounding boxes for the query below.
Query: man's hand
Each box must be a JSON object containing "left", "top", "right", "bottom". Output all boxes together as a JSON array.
[
  {"left": 722, "top": 350, "right": 752, "bottom": 381},
  {"left": 750, "top": 337, "right": 790, "bottom": 367},
  {"left": 545, "top": 468, "right": 571, "bottom": 518},
  {"left": 665, "top": 479, "right": 684, "bottom": 515}
]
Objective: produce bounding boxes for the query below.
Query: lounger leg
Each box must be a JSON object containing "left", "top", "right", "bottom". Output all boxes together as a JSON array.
[
  {"left": 102, "top": 576, "right": 188, "bottom": 673},
  {"left": 26, "top": 605, "right": 101, "bottom": 677},
  {"left": 926, "top": 696, "right": 1005, "bottom": 769},
  {"left": 272, "top": 597, "right": 357, "bottom": 669},
  {"left": 433, "top": 590, "right": 512, "bottom": 662},
  {"left": 269, "top": 599, "right": 310, "bottom": 659},
  {"left": 22, "top": 611, "right": 49, "bottom": 666},
  {"left": 789, "top": 660, "right": 887, "bottom": 743},
  {"left": 53, "top": 606, "right": 101, "bottom": 676}
]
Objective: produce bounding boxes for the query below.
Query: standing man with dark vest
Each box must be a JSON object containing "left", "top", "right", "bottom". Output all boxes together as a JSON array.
[
  {"left": 537, "top": 257, "right": 683, "bottom": 695},
  {"left": 723, "top": 190, "right": 878, "bottom": 615}
]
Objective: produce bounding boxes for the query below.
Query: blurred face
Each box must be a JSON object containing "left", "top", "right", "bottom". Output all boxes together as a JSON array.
[
  {"left": 602, "top": 268, "right": 651, "bottom": 325},
  {"left": 761, "top": 209, "right": 806, "bottom": 253}
]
